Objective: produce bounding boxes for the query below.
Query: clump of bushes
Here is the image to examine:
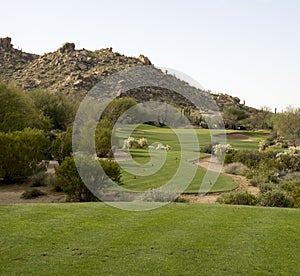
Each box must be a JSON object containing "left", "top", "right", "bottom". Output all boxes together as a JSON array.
[
  {"left": 55, "top": 157, "right": 123, "bottom": 202},
  {"left": 223, "top": 162, "right": 248, "bottom": 175},
  {"left": 258, "top": 190, "right": 294, "bottom": 208},
  {"left": 21, "top": 189, "right": 46, "bottom": 199},
  {"left": 142, "top": 188, "right": 179, "bottom": 202},
  {"left": 212, "top": 143, "right": 234, "bottom": 160},
  {"left": 123, "top": 137, "right": 149, "bottom": 149},
  {"left": 217, "top": 188, "right": 294, "bottom": 208},
  {"left": 216, "top": 191, "right": 257, "bottom": 206},
  {"left": 30, "top": 171, "right": 55, "bottom": 187}
]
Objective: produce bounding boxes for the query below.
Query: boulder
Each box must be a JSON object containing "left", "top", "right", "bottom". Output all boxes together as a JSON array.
[
  {"left": 58, "top": 42, "right": 75, "bottom": 53},
  {"left": 0, "top": 37, "right": 12, "bottom": 49},
  {"left": 138, "top": 54, "right": 152, "bottom": 65}
]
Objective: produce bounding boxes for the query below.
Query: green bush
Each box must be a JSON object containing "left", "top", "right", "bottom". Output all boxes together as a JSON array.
[
  {"left": 0, "top": 129, "right": 49, "bottom": 182},
  {"left": 224, "top": 153, "right": 234, "bottom": 164},
  {"left": 55, "top": 157, "right": 123, "bottom": 202},
  {"left": 216, "top": 191, "right": 257, "bottom": 206},
  {"left": 233, "top": 151, "right": 277, "bottom": 169},
  {"left": 21, "top": 189, "right": 46, "bottom": 199},
  {"left": 258, "top": 182, "right": 277, "bottom": 193},
  {"left": 258, "top": 190, "right": 294, "bottom": 208},
  {"left": 281, "top": 179, "right": 300, "bottom": 208}
]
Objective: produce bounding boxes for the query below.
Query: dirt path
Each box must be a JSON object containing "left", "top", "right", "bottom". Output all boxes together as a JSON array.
[
  {"left": 182, "top": 156, "right": 259, "bottom": 204},
  {"left": 0, "top": 180, "right": 66, "bottom": 204}
]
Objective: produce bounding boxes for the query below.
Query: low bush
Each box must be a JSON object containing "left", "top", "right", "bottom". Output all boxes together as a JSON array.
[
  {"left": 142, "top": 188, "right": 179, "bottom": 202},
  {"left": 258, "top": 182, "right": 277, "bottom": 193},
  {"left": 258, "top": 190, "right": 294, "bottom": 208},
  {"left": 21, "top": 189, "right": 46, "bottom": 199},
  {"left": 30, "top": 171, "right": 51, "bottom": 187},
  {"left": 223, "top": 162, "right": 247, "bottom": 175},
  {"left": 281, "top": 179, "right": 300, "bottom": 208},
  {"left": 216, "top": 191, "right": 257, "bottom": 206}
]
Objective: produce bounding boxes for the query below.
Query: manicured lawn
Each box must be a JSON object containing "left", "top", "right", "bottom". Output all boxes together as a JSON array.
[
  {"left": 117, "top": 125, "right": 267, "bottom": 193},
  {"left": 117, "top": 125, "right": 238, "bottom": 193},
  {"left": 0, "top": 203, "right": 299, "bottom": 275}
]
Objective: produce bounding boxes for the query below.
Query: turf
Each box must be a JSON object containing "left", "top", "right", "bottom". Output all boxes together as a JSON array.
[
  {"left": 0, "top": 203, "right": 299, "bottom": 275},
  {"left": 117, "top": 125, "right": 266, "bottom": 193}
]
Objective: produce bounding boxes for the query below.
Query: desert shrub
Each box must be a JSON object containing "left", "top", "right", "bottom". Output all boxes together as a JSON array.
[
  {"left": 281, "top": 179, "right": 300, "bottom": 208},
  {"left": 275, "top": 151, "right": 300, "bottom": 173},
  {"left": 0, "top": 128, "right": 49, "bottom": 182},
  {"left": 212, "top": 144, "right": 234, "bottom": 160},
  {"left": 142, "top": 188, "right": 179, "bottom": 202},
  {"left": 123, "top": 137, "right": 148, "bottom": 149},
  {"left": 98, "top": 191, "right": 135, "bottom": 202},
  {"left": 258, "top": 182, "right": 277, "bottom": 193},
  {"left": 223, "top": 162, "right": 247, "bottom": 175},
  {"left": 216, "top": 191, "right": 257, "bottom": 206},
  {"left": 21, "top": 188, "right": 46, "bottom": 199},
  {"left": 201, "top": 141, "right": 220, "bottom": 154},
  {"left": 224, "top": 153, "right": 234, "bottom": 164},
  {"left": 258, "top": 190, "right": 294, "bottom": 208},
  {"left": 201, "top": 144, "right": 213, "bottom": 154},
  {"left": 233, "top": 151, "right": 277, "bottom": 169},
  {"left": 30, "top": 172, "right": 49, "bottom": 187},
  {"left": 174, "top": 196, "right": 190, "bottom": 203},
  {"left": 55, "top": 157, "right": 122, "bottom": 202},
  {"left": 51, "top": 128, "right": 72, "bottom": 164}
]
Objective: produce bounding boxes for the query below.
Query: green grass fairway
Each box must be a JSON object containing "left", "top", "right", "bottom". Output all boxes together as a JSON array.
[
  {"left": 1, "top": 203, "right": 299, "bottom": 275},
  {"left": 117, "top": 125, "right": 266, "bottom": 193}
]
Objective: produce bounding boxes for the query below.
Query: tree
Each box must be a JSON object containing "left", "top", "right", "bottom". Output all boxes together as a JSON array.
[
  {"left": 250, "top": 106, "right": 272, "bottom": 129},
  {"left": 223, "top": 107, "right": 249, "bottom": 129},
  {"left": 51, "top": 127, "right": 73, "bottom": 164},
  {"left": 0, "top": 83, "right": 47, "bottom": 132},
  {"left": 101, "top": 97, "right": 137, "bottom": 125},
  {"left": 273, "top": 106, "right": 300, "bottom": 146},
  {"left": 29, "top": 89, "right": 79, "bottom": 130},
  {"left": 0, "top": 128, "right": 49, "bottom": 182},
  {"left": 95, "top": 119, "right": 113, "bottom": 157}
]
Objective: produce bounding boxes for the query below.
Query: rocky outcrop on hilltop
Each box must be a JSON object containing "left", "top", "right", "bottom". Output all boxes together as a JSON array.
[
  {"left": 11, "top": 41, "right": 150, "bottom": 98},
  {"left": 0, "top": 37, "right": 258, "bottom": 114},
  {"left": 0, "top": 37, "right": 38, "bottom": 83},
  {"left": 212, "top": 93, "right": 256, "bottom": 113}
]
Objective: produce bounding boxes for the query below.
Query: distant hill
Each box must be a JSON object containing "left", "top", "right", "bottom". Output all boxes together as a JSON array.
[{"left": 0, "top": 37, "right": 257, "bottom": 115}]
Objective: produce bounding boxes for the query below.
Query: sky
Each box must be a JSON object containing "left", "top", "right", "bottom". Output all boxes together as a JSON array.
[{"left": 1, "top": 0, "right": 300, "bottom": 111}]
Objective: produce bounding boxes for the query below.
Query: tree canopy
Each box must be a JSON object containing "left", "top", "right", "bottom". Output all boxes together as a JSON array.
[
  {"left": 0, "top": 83, "right": 46, "bottom": 132},
  {"left": 273, "top": 106, "right": 300, "bottom": 146}
]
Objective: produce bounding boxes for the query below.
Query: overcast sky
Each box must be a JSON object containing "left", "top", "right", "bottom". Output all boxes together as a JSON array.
[{"left": 1, "top": 0, "right": 300, "bottom": 111}]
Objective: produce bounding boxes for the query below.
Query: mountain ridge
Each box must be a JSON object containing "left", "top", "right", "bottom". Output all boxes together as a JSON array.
[{"left": 0, "top": 37, "right": 257, "bottom": 115}]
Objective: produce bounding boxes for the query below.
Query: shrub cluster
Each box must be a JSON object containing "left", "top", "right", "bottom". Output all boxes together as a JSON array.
[
  {"left": 123, "top": 137, "right": 149, "bottom": 149},
  {"left": 216, "top": 191, "right": 257, "bottom": 206},
  {"left": 21, "top": 189, "right": 46, "bottom": 199},
  {"left": 142, "top": 188, "right": 179, "bottom": 202}
]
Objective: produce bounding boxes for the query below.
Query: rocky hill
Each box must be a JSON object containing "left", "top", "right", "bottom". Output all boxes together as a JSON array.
[{"left": 0, "top": 37, "right": 257, "bottom": 114}]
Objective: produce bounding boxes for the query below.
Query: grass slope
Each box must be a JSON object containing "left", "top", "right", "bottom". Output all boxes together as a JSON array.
[
  {"left": 118, "top": 125, "right": 240, "bottom": 193},
  {"left": 1, "top": 203, "right": 299, "bottom": 275}
]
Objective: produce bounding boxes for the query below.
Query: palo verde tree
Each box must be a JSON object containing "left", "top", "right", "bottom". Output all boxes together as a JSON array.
[
  {"left": 273, "top": 106, "right": 300, "bottom": 146},
  {"left": 223, "top": 107, "right": 249, "bottom": 129},
  {"left": 28, "top": 89, "right": 79, "bottom": 131}
]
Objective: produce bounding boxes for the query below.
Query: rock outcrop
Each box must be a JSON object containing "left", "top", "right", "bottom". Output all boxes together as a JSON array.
[
  {"left": 0, "top": 37, "right": 12, "bottom": 49},
  {"left": 0, "top": 37, "right": 258, "bottom": 115}
]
